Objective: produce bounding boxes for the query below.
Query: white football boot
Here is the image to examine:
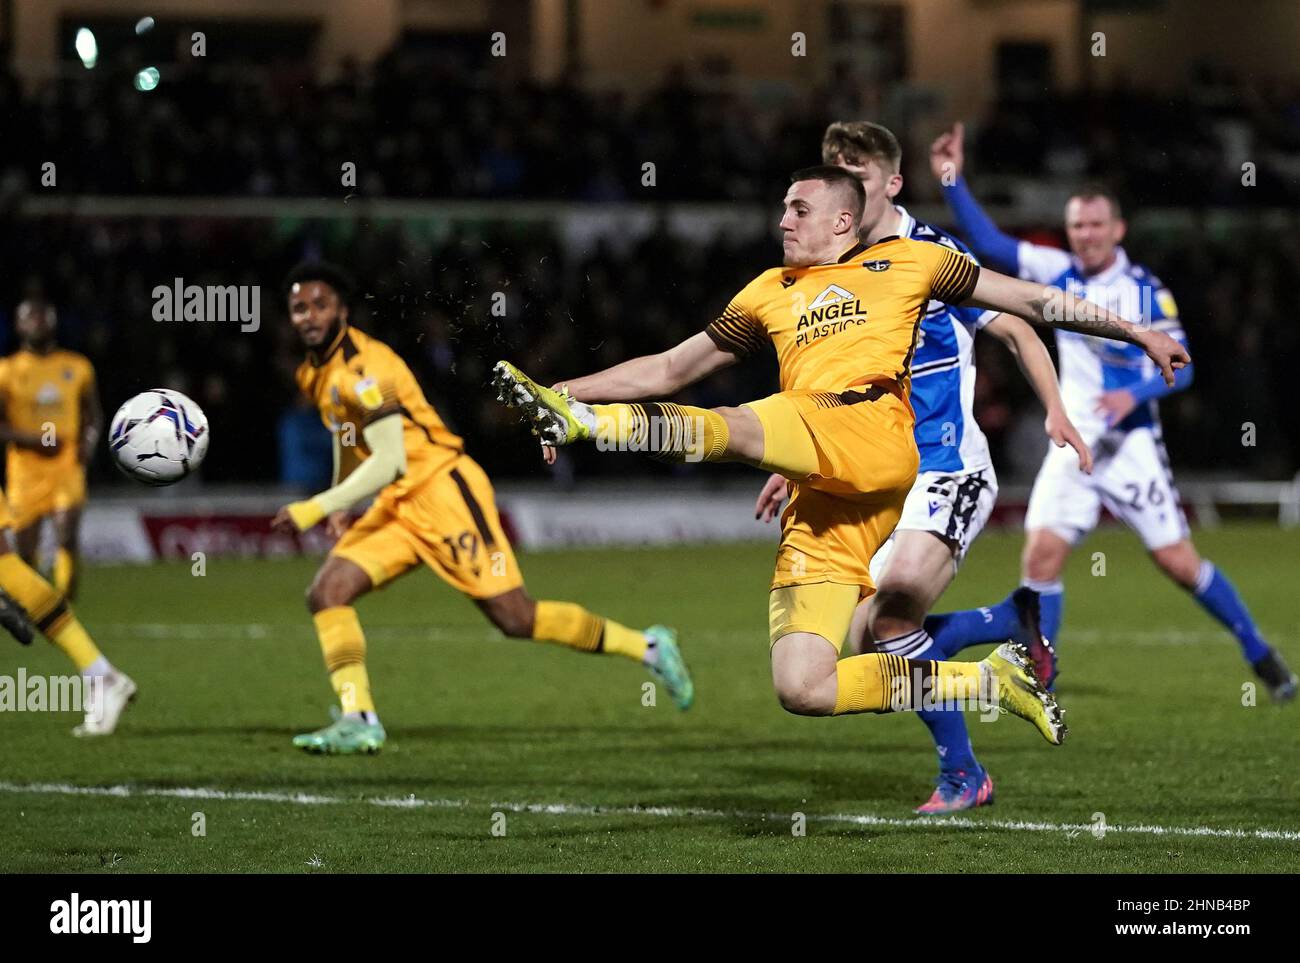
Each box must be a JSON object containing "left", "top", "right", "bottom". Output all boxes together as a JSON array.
[{"left": 72, "top": 672, "right": 138, "bottom": 737}]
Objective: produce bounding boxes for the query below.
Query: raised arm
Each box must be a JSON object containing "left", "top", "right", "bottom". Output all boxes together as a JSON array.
[
  {"left": 964, "top": 268, "right": 1189, "bottom": 385},
  {"left": 931, "top": 123, "right": 1072, "bottom": 283},
  {"left": 560, "top": 332, "right": 736, "bottom": 402},
  {"left": 931, "top": 124, "right": 1019, "bottom": 273},
  {"left": 982, "top": 313, "right": 1092, "bottom": 473}
]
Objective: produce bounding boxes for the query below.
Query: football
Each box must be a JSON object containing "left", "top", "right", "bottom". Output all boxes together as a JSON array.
[{"left": 108, "top": 389, "right": 210, "bottom": 486}]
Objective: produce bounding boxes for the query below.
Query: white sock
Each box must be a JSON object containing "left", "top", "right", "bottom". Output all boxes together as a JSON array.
[
  {"left": 572, "top": 399, "right": 596, "bottom": 433},
  {"left": 81, "top": 656, "right": 112, "bottom": 679},
  {"left": 875, "top": 628, "right": 935, "bottom": 658}
]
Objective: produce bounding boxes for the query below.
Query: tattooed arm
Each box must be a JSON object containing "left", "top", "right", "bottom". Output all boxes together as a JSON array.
[{"left": 963, "top": 268, "right": 1190, "bottom": 385}]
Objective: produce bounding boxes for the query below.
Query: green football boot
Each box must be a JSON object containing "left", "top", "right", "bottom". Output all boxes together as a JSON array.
[
  {"left": 492, "top": 361, "right": 594, "bottom": 446},
  {"left": 645, "top": 625, "right": 694, "bottom": 711},
  {"left": 293, "top": 713, "right": 386, "bottom": 755},
  {"left": 981, "top": 642, "right": 1067, "bottom": 745}
]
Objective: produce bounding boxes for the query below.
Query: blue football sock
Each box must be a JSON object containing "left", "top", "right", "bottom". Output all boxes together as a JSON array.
[
  {"left": 874, "top": 628, "right": 981, "bottom": 775},
  {"left": 924, "top": 592, "right": 1019, "bottom": 659},
  {"left": 916, "top": 707, "right": 978, "bottom": 775},
  {"left": 1192, "top": 561, "right": 1270, "bottom": 664}
]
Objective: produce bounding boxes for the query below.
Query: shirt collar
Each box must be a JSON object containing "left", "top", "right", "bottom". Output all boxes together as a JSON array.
[
  {"left": 835, "top": 239, "right": 869, "bottom": 263},
  {"left": 892, "top": 204, "right": 916, "bottom": 239},
  {"left": 308, "top": 323, "right": 349, "bottom": 367},
  {"left": 1079, "top": 246, "right": 1130, "bottom": 284}
]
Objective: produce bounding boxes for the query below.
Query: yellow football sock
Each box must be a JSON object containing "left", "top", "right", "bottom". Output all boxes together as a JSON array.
[
  {"left": 0, "top": 552, "right": 101, "bottom": 671},
  {"left": 532, "top": 600, "right": 604, "bottom": 652},
  {"left": 600, "top": 619, "right": 649, "bottom": 662},
  {"left": 591, "top": 402, "right": 729, "bottom": 462},
  {"left": 531, "top": 600, "right": 647, "bottom": 661},
  {"left": 832, "top": 653, "right": 985, "bottom": 716},
  {"left": 53, "top": 548, "right": 75, "bottom": 596},
  {"left": 314, "top": 606, "right": 375, "bottom": 715}
]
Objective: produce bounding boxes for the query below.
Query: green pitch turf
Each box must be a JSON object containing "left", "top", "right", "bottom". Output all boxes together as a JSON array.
[{"left": 1, "top": 523, "right": 1297, "bottom": 873}]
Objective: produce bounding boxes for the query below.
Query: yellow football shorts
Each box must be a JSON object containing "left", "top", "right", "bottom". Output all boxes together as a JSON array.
[
  {"left": 6, "top": 456, "right": 86, "bottom": 531},
  {"left": 745, "top": 385, "right": 919, "bottom": 648},
  {"left": 332, "top": 455, "right": 524, "bottom": 600}
]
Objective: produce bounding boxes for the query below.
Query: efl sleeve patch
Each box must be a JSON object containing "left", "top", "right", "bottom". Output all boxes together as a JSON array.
[
  {"left": 354, "top": 377, "right": 384, "bottom": 411},
  {"left": 1155, "top": 288, "right": 1179, "bottom": 320}
]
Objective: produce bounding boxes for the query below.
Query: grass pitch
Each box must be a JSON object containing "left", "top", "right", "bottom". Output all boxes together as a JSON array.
[{"left": 1, "top": 523, "right": 1297, "bottom": 873}]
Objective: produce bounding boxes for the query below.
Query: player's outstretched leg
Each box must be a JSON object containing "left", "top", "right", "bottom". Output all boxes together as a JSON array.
[
  {"left": 772, "top": 633, "right": 1066, "bottom": 744},
  {"left": 479, "top": 591, "right": 694, "bottom": 710},
  {"left": 493, "top": 361, "right": 735, "bottom": 464},
  {"left": 295, "top": 558, "right": 386, "bottom": 754},
  {"left": 0, "top": 548, "right": 135, "bottom": 735}
]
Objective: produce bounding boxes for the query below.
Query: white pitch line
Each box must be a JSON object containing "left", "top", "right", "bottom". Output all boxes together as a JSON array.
[{"left": 2, "top": 780, "right": 1297, "bottom": 843}]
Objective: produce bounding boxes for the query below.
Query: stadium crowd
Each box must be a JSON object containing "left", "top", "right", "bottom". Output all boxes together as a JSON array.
[{"left": 1, "top": 47, "right": 1298, "bottom": 204}]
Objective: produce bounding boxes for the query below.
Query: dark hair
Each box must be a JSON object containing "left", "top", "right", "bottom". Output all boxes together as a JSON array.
[
  {"left": 790, "top": 164, "right": 867, "bottom": 222},
  {"left": 821, "top": 121, "right": 902, "bottom": 174},
  {"left": 282, "top": 261, "right": 356, "bottom": 307},
  {"left": 1068, "top": 184, "right": 1123, "bottom": 220}
]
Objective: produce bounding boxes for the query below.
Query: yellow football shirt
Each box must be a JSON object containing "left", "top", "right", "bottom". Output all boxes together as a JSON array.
[
  {"left": 295, "top": 325, "right": 464, "bottom": 498},
  {"left": 0, "top": 348, "right": 95, "bottom": 476},
  {"left": 706, "top": 236, "right": 980, "bottom": 394}
]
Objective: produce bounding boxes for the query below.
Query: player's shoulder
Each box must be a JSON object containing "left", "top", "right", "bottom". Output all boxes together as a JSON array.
[
  {"left": 1123, "top": 260, "right": 1180, "bottom": 320},
  {"left": 55, "top": 349, "right": 94, "bottom": 376},
  {"left": 346, "top": 325, "right": 400, "bottom": 361},
  {"left": 908, "top": 220, "right": 978, "bottom": 261},
  {"left": 343, "top": 327, "right": 415, "bottom": 385},
  {"left": 721, "top": 267, "right": 790, "bottom": 315},
  {"left": 877, "top": 233, "right": 973, "bottom": 266},
  {"left": 1124, "top": 258, "right": 1168, "bottom": 291},
  {"left": 742, "top": 266, "right": 791, "bottom": 294}
]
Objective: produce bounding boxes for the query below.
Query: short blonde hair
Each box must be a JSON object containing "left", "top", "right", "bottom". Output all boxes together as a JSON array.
[{"left": 821, "top": 121, "right": 902, "bottom": 174}]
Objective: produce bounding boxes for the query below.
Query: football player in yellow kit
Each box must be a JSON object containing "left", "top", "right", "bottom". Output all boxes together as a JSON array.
[
  {"left": 494, "top": 165, "right": 1188, "bottom": 744},
  {"left": 0, "top": 493, "right": 132, "bottom": 736},
  {"left": 0, "top": 300, "right": 102, "bottom": 598},
  {"left": 272, "top": 263, "right": 693, "bottom": 754}
]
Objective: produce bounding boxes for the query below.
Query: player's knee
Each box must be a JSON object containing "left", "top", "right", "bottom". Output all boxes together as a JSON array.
[
  {"left": 1022, "top": 538, "right": 1067, "bottom": 583},
  {"left": 1153, "top": 545, "right": 1200, "bottom": 589},
  {"left": 775, "top": 682, "right": 824, "bottom": 716},
  {"left": 483, "top": 596, "right": 535, "bottom": 638},
  {"left": 773, "top": 673, "right": 834, "bottom": 716},
  {"left": 492, "top": 610, "right": 533, "bottom": 639},
  {"left": 305, "top": 577, "right": 357, "bottom": 614},
  {"left": 713, "top": 406, "right": 761, "bottom": 461}
]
